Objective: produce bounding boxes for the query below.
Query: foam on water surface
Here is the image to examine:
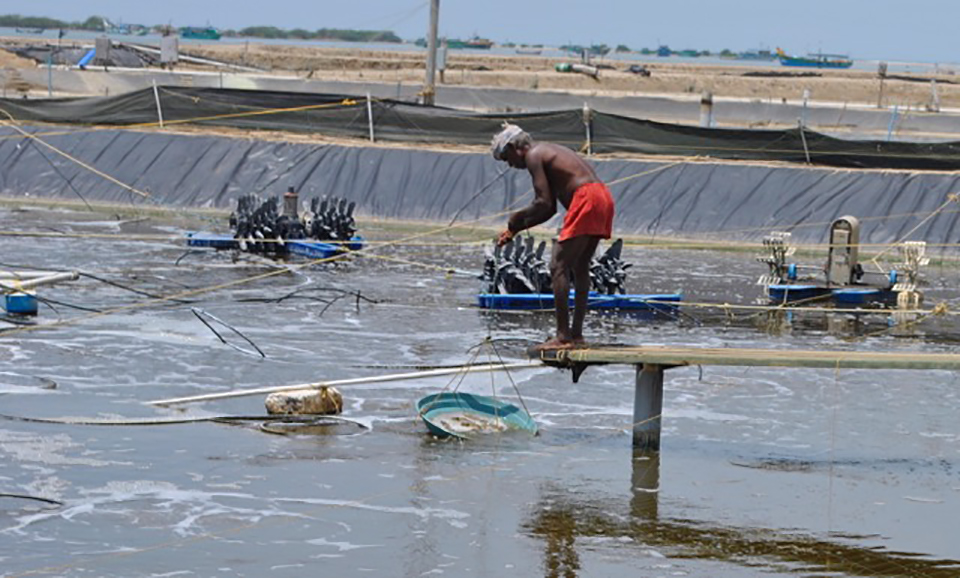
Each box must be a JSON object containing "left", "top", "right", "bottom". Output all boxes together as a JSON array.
[{"left": 2, "top": 208, "right": 959, "bottom": 576}]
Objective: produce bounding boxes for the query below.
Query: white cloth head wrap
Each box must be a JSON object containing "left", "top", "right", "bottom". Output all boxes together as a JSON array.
[{"left": 490, "top": 123, "right": 527, "bottom": 160}]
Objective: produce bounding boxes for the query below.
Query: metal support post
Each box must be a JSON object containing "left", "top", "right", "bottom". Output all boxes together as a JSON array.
[
  {"left": 47, "top": 51, "right": 53, "bottom": 97},
  {"left": 633, "top": 363, "right": 664, "bottom": 451},
  {"left": 630, "top": 450, "right": 660, "bottom": 519},
  {"left": 877, "top": 61, "right": 887, "bottom": 109},
  {"left": 699, "top": 91, "right": 713, "bottom": 128},
  {"left": 886, "top": 104, "right": 899, "bottom": 142},
  {"left": 929, "top": 79, "right": 940, "bottom": 112},
  {"left": 582, "top": 102, "right": 593, "bottom": 155},
  {"left": 423, "top": 0, "right": 439, "bottom": 106},
  {"left": 366, "top": 92, "right": 375, "bottom": 142},
  {"left": 800, "top": 88, "right": 810, "bottom": 127},
  {"left": 798, "top": 120, "right": 811, "bottom": 164},
  {"left": 152, "top": 79, "right": 164, "bottom": 128}
]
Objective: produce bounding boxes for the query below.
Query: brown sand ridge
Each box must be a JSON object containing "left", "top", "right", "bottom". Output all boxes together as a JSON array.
[
  {"left": 3, "top": 36, "right": 960, "bottom": 110},
  {"left": 183, "top": 42, "right": 960, "bottom": 110},
  {"left": 0, "top": 46, "right": 35, "bottom": 95}
]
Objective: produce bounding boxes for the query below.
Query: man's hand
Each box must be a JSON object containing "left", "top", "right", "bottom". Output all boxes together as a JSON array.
[{"left": 497, "top": 229, "right": 515, "bottom": 246}]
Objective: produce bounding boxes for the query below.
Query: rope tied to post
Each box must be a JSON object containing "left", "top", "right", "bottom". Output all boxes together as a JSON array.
[{"left": 930, "top": 301, "right": 949, "bottom": 317}]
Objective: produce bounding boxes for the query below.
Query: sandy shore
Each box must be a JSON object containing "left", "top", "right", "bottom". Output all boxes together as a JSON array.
[
  {"left": 162, "top": 43, "right": 960, "bottom": 110},
  {"left": 3, "top": 37, "right": 960, "bottom": 110}
]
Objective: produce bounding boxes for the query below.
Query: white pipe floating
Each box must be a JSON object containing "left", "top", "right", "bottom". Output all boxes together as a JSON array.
[
  {"left": 0, "top": 272, "right": 79, "bottom": 292},
  {"left": 147, "top": 361, "right": 543, "bottom": 406},
  {"left": 0, "top": 270, "right": 76, "bottom": 279}
]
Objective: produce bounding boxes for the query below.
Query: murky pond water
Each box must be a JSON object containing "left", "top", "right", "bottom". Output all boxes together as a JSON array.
[{"left": 1, "top": 206, "right": 959, "bottom": 577}]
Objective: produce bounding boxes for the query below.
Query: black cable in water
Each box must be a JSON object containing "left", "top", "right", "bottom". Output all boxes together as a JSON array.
[
  {"left": 258, "top": 285, "right": 338, "bottom": 304},
  {"left": 0, "top": 260, "right": 59, "bottom": 272},
  {"left": 640, "top": 300, "right": 703, "bottom": 326},
  {"left": 0, "top": 493, "right": 63, "bottom": 507},
  {"left": 283, "top": 286, "right": 379, "bottom": 306},
  {"left": 79, "top": 272, "right": 195, "bottom": 304},
  {"left": 466, "top": 336, "right": 539, "bottom": 354},
  {"left": 0, "top": 315, "right": 36, "bottom": 326},
  {"left": 35, "top": 295, "right": 101, "bottom": 313},
  {"left": 191, "top": 307, "right": 265, "bottom": 358},
  {"left": 174, "top": 249, "right": 207, "bottom": 266},
  {"left": 234, "top": 286, "right": 378, "bottom": 306},
  {"left": 236, "top": 295, "right": 333, "bottom": 304},
  {"left": 317, "top": 294, "right": 346, "bottom": 318},
  {"left": 320, "top": 288, "right": 379, "bottom": 306},
  {"left": 33, "top": 295, "right": 62, "bottom": 322}
]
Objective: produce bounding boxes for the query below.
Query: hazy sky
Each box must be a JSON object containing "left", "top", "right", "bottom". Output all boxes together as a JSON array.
[{"left": 13, "top": 0, "right": 959, "bottom": 64}]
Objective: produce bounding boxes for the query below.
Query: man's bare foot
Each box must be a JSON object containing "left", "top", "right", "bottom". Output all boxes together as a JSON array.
[
  {"left": 571, "top": 337, "right": 588, "bottom": 348},
  {"left": 532, "top": 337, "right": 575, "bottom": 352}
]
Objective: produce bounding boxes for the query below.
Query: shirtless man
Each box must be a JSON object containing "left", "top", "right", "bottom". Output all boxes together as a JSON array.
[{"left": 491, "top": 123, "right": 615, "bottom": 350}]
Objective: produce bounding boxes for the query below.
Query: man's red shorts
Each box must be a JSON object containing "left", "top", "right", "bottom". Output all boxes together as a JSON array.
[{"left": 559, "top": 182, "right": 614, "bottom": 242}]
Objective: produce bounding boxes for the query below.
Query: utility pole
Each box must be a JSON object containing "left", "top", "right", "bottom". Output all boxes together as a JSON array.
[
  {"left": 423, "top": 0, "right": 439, "bottom": 106},
  {"left": 877, "top": 61, "right": 887, "bottom": 109}
]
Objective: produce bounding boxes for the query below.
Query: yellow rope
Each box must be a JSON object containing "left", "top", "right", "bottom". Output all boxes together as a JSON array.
[
  {"left": 606, "top": 161, "right": 684, "bottom": 187},
  {"left": 3, "top": 103, "right": 958, "bottom": 332},
  {"left": 9, "top": 226, "right": 960, "bottom": 256},
  {"left": 0, "top": 94, "right": 361, "bottom": 142},
  {"left": 126, "top": 92, "right": 361, "bottom": 130},
  {"left": 0, "top": 108, "right": 151, "bottom": 199},
  {"left": 2, "top": 92, "right": 950, "bottom": 578},
  {"left": 351, "top": 251, "right": 467, "bottom": 276},
  {"left": 10, "top": 227, "right": 960, "bottom": 257},
  {"left": 0, "top": 189, "right": 528, "bottom": 337},
  {"left": 686, "top": 206, "right": 960, "bottom": 239},
  {"left": 869, "top": 192, "right": 960, "bottom": 271},
  {"left": 0, "top": 250, "right": 349, "bottom": 337},
  {"left": 846, "top": 300, "right": 951, "bottom": 340},
  {"left": 0, "top": 95, "right": 368, "bottom": 216},
  {"left": 5, "top": 102, "right": 960, "bottom": 248},
  {"left": 0, "top": 231, "right": 181, "bottom": 241},
  {"left": 0, "top": 126, "right": 89, "bottom": 141},
  {"left": 9, "top": 94, "right": 960, "bottom": 163}
]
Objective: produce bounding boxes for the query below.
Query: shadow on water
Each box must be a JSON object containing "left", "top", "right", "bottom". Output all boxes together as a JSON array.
[{"left": 524, "top": 451, "right": 960, "bottom": 578}]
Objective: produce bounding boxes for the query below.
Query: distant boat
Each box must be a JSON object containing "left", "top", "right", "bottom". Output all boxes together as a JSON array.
[
  {"left": 180, "top": 26, "right": 221, "bottom": 40},
  {"left": 515, "top": 47, "right": 542, "bottom": 55},
  {"left": 656, "top": 45, "right": 671, "bottom": 57},
  {"left": 15, "top": 27, "right": 45, "bottom": 35},
  {"left": 776, "top": 47, "right": 852, "bottom": 68},
  {"left": 738, "top": 49, "right": 776, "bottom": 61},
  {"left": 446, "top": 36, "right": 493, "bottom": 50}
]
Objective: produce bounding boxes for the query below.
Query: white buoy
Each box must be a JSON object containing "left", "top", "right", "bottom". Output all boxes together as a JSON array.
[{"left": 265, "top": 386, "right": 343, "bottom": 415}]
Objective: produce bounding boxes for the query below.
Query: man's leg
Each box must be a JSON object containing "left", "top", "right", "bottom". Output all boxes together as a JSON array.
[
  {"left": 549, "top": 239, "right": 573, "bottom": 343},
  {"left": 549, "top": 235, "right": 599, "bottom": 344},
  {"left": 571, "top": 236, "right": 601, "bottom": 342}
]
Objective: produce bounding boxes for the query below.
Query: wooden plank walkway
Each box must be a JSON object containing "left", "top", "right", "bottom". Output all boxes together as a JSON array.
[
  {"left": 531, "top": 344, "right": 960, "bottom": 451},
  {"left": 536, "top": 345, "right": 960, "bottom": 371}
]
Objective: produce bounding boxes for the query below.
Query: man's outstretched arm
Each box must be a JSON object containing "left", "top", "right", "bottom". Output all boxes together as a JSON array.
[{"left": 502, "top": 152, "right": 557, "bottom": 243}]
